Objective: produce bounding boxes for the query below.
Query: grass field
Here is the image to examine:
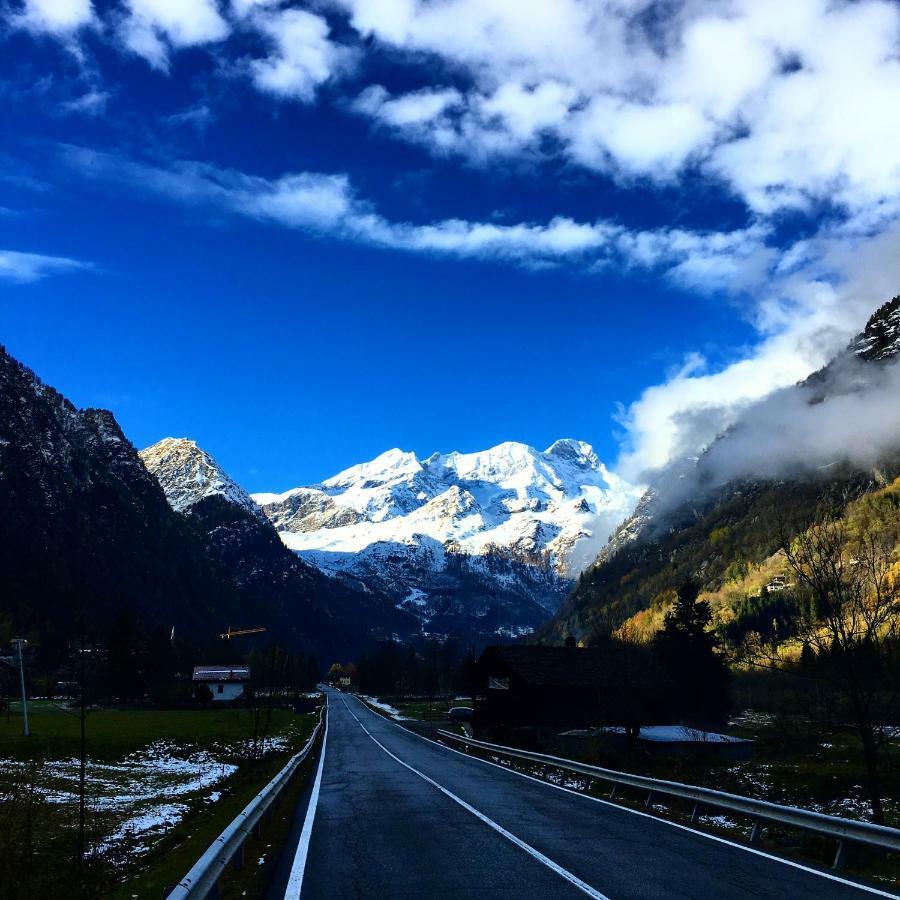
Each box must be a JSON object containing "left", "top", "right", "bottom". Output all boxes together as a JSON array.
[
  {"left": 0, "top": 700, "right": 304, "bottom": 760},
  {"left": 109, "top": 714, "right": 318, "bottom": 899},
  {"left": 0, "top": 701, "right": 319, "bottom": 898}
]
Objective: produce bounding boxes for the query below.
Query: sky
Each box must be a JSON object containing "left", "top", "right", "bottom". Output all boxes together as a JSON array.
[{"left": 1, "top": 0, "right": 899, "bottom": 492}]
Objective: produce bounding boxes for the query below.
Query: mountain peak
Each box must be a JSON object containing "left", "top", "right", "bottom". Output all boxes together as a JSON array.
[
  {"left": 323, "top": 447, "right": 422, "bottom": 489},
  {"left": 140, "top": 437, "right": 265, "bottom": 520},
  {"left": 544, "top": 438, "right": 599, "bottom": 467},
  {"left": 851, "top": 295, "right": 900, "bottom": 361}
]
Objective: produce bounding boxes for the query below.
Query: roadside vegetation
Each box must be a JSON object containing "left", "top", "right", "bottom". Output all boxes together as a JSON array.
[{"left": 0, "top": 637, "right": 323, "bottom": 899}]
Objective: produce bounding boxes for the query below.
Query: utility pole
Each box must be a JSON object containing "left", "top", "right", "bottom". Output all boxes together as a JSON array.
[{"left": 12, "top": 638, "right": 29, "bottom": 737}]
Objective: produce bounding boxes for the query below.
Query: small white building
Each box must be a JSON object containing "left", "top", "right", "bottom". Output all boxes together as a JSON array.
[{"left": 193, "top": 665, "right": 250, "bottom": 703}]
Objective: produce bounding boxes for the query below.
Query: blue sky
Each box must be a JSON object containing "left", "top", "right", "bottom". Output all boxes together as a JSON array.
[{"left": 2, "top": 0, "right": 899, "bottom": 490}]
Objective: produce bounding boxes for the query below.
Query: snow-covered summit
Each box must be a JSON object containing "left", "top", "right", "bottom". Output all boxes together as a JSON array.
[
  {"left": 253, "top": 439, "right": 641, "bottom": 578},
  {"left": 140, "top": 438, "right": 265, "bottom": 521},
  {"left": 850, "top": 295, "right": 900, "bottom": 361}
]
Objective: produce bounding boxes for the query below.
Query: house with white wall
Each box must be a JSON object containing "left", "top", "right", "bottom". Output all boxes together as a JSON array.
[{"left": 193, "top": 665, "right": 250, "bottom": 703}]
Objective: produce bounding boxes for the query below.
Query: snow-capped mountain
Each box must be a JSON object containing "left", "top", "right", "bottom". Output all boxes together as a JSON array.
[
  {"left": 139, "top": 436, "right": 419, "bottom": 655},
  {"left": 850, "top": 294, "right": 900, "bottom": 361},
  {"left": 140, "top": 438, "right": 266, "bottom": 522},
  {"left": 253, "top": 440, "right": 641, "bottom": 636}
]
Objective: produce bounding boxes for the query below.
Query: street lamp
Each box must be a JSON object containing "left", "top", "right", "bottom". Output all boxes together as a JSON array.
[{"left": 10, "top": 638, "right": 29, "bottom": 737}]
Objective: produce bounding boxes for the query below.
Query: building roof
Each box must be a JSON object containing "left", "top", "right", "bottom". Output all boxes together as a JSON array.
[
  {"left": 478, "top": 645, "right": 631, "bottom": 688},
  {"left": 192, "top": 665, "right": 250, "bottom": 682}
]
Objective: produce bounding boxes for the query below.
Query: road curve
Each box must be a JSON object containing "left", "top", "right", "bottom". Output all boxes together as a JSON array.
[{"left": 274, "top": 690, "right": 897, "bottom": 900}]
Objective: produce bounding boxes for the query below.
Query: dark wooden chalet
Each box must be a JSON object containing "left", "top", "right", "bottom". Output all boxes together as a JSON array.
[{"left": 473, "top": 639, "right": 665, "bottom": 745}]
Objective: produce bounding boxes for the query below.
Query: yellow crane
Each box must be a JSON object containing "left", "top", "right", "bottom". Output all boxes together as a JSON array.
[{"left": 219, "top": 626, "right": 267, "bottom": 640}]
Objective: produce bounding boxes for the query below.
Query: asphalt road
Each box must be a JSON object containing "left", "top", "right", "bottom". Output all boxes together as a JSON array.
[{"left": 271, "top": 690, "right": 897, "bottom": 900}]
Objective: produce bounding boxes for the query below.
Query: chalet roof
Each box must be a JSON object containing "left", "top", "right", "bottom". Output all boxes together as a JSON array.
[
  {"left": 478, "top": 645, "right": 628, "bottom": 688},
  {"left": 192, "top": 665, "right": 250, "bottom": 683}
]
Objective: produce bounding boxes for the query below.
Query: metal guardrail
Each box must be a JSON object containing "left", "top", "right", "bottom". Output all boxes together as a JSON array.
[
  {"left": 438, "top": 730, "right": 900, "bottom": 870},
  {"left": 167, "top": 704, "right": 326, "bottom": 900}
]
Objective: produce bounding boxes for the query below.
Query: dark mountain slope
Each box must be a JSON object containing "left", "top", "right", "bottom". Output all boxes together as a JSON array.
[
  {"left": 0, "top": 346, "right": 413, "bottom": 663},
  {"left": 0, "top": 346, "right": 238, "bottom": 653},
  {"left": 137, "top": 436, "right": 419, "bottom": 659},
  {"left": 178, "top": 493, "right": 417, "bottom": 660}
]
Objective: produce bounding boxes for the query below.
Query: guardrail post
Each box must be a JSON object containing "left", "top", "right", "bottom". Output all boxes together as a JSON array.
[
  {"left": 832, "top": 840, "right": 847, "bottom": 870},
  {"left": 233, "top": 842, "right": 244, "bottom": 872},
  {"left": 208, "top": 879, "right": 221, "bottom": 900},
  {"left": 433, "top": 729, "right": 900, "bottom": 874}
]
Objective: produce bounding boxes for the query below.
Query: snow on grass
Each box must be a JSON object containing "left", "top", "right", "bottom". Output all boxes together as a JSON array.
[
  {"left": 1, "top": 741, "right": 240, "bottom": 858},
  {"left": 361, "top": 696, "right": 412, "bottom": 721},
  {"left": 0, "top": 729, "right": 317, "bottom": 860}
]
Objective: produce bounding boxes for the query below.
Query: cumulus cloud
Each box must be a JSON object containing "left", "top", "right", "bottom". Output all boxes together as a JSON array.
[
  {"left": 339, "top": 0, "right": 900, "bottom": 222},
  {"left": 13, "top": 0, "right": 95, "bottom": 35},
  {"left": 119, "top": 0, "right": 228, "bottom": 70},
  {"left": 0, "top": 249, "right": 92, "bottom": 283},
  {"left": 246, "top": 7, "right": 355, "bottom": 101},
  {"left": 11, "top": 1, "right": 900, "bottom": 224}
]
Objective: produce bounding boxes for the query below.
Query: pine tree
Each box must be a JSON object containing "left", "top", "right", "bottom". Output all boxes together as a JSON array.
[{"left": 653, "top": 579, "right": 730, "bottom": 727}]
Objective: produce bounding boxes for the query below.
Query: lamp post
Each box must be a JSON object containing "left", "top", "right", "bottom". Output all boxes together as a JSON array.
[{"left": 11, "top": 638, "right": 29, "bottom": 736}]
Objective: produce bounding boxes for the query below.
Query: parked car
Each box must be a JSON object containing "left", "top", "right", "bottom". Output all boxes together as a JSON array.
[{"left": 448, "top": 706, "right": 474, "bottom": 723}]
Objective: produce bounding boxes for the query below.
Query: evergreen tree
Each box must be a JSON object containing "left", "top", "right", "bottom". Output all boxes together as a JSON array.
[{"left": 653, "top": 579, "right": 731, "bottom": 727}]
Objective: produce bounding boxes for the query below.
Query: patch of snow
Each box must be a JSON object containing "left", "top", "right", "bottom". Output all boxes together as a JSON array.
[
  {"left": 361, "top": 695, "right": 412, "bottom": 721},
  {"left": 639, "top": 726, "right": 750, "bottom": 744}
]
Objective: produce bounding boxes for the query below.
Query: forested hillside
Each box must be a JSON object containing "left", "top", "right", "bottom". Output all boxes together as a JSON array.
[{"left": 545, "top": 296, "right": 900, "bottom": 646}]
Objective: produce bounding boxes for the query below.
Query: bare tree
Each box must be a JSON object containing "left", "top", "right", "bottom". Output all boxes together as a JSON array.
[{"left": 781, "top": 514, "right": 899, "bottom": 823}]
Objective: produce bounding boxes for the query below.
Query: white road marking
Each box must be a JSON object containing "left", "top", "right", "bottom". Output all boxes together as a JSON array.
[
  {"left": 284, "top": 702, "right": 329, "bottom": 899},
  {"left": 340, "top": 695, "right": 611, "bottom": 900},
  {"left": 352, "top": 694, "right": 900, "bottom": 900}
]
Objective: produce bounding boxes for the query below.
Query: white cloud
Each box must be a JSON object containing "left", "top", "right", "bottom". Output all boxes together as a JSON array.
[
  {"left": 615, "top": 223, "right": 900, "bottom": 480},
  {"left": 13, "top": 0, "right": 900, "bottom": 225},
  {"left": 247, "top": 8, "right": 353, "bottom": 101},
  {"left": 59, "top": 144, "right": 774, "bottom": 277},
  {"left": 353, "top": 85, "right": 463, "bottom": 128},
  {"left": 566, "top": 96, "right": 716, "bottom": 177},
  {"left": 339, "top": 0, "right": 900, "bottom": 222},
  {"left": 61, "top": 89, "right": 110, "bottom": 115},
  {"left": 14, "top": 0, "right": 95, "bottom": 35},
  {"left": 119, "top": 0, "right": 228, "bottom": 70},
  {"left": 0, "top": 249, "right": 92, "bottom": 283}
]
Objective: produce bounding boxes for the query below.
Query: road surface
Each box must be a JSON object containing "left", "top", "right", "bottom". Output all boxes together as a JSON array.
[{"left": 269, "top": 690, "right": 897, "bottom": 899}]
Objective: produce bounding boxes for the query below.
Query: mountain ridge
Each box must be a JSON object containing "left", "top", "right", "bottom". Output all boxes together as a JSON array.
[{"left": 249, "top": 437, "right": 641, "bottom": 640}]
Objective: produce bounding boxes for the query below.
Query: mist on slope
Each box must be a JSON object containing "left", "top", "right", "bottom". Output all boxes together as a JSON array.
[
  {"left": 616, "top": 225, "right": 900, "bottom": 484},
  {"left": 701, "top": 356, "right": 900, "bottom": 480}
]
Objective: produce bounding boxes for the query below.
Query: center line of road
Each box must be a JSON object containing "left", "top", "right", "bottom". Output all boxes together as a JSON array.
[{"left": 339, "top": 696, "right": 612, "bottom": 900}]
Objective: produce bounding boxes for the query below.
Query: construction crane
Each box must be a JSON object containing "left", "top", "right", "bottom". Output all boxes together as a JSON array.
[{"left": 219, "top": 626, "right": 267, "bottom": 641}]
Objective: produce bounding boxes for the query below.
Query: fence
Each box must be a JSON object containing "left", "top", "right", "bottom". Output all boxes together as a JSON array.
[
  {"left": 167, "top": 704, "right": 326, "bottom": 899},
  {"left": 438, "top": 729, "right": 900, "bottom": 870}
]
